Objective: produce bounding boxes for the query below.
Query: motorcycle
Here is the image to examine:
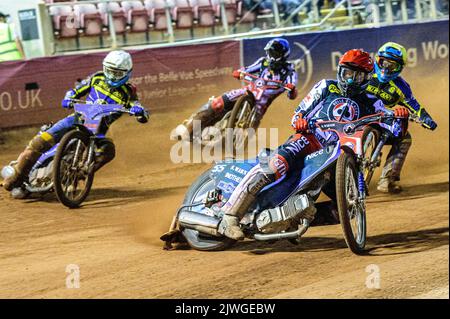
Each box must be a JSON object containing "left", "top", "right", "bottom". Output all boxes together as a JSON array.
[
  {"left": 1, "top": 102, "right": 136, "bottom": 208},
  {"left": 360, "top": 113, "right": 426, "bottom": 188},
  {"left": 200, "top": 71, "right": 293, "bottom": 151},
  {"left": 162, "top": 112, "right": 405, "bottom": 254}
]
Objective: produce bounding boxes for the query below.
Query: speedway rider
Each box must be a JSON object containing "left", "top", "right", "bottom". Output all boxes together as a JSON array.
[
  {"left": 366, "top": 42, "right": 437, "bottom": 193},
  {"left": 217, "top": 49, "right": 404, "bottom": 240},
  {"left": 2, "top": 50, "right": 149, "bottom": 193},
  {"left": 175, "top": 38, "right": 298, "bottom": 139}
]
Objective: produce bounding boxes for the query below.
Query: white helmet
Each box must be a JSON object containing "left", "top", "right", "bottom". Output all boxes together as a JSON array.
[{"left": 103, "top": 50, "right": 133, "bottom": 87}]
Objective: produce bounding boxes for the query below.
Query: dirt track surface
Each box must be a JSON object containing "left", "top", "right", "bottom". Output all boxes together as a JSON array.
[{"left": 0, "top": 75, "right": 448, "bottom": 299}]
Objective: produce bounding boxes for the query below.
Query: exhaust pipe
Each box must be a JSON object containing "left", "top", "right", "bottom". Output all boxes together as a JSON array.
[
  {"left": 253, "top": 219, "right": 310, "bottom": 241},
  {"left": 178, "top": 210, "right": 221, "bottom": 237}
]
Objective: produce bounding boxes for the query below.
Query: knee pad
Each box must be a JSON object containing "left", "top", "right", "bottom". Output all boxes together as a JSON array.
[
  {"left": 268, "top": 154, "right": 290, "bottom": 180},
  {"left": 28, "top": 133, "right": 54, "bottom": 153},
  {"left": 247, "top": 171, "right": 275, "bottom": 196},
  {"left": 210, "top": 96, "right": 225, "bottom": 112}
]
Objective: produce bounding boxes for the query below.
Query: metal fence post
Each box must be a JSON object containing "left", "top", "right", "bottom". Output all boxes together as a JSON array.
[
  {"left": 415, "top": 0, "right": 423, "bottom": 20},
  {"left": 429, "top": 0, "right": 437, "bottom": 18},
  {"left": 105, "top": 1, "right": 118, "bottom": 49},
  {"left": 385, "top": 0, "right": 394, "bottom": 23},
  {"left": 165, "top": 0, "right": 175, "bottom": 42},
  {"left": 220, "top": 0, "right": 230, "bottom": 35},
  {"left": 271, "top": 0, "right": 281, "bottom": 26},
  {"left": 401, "top": 0, "right": 408, "bottom": 21}
]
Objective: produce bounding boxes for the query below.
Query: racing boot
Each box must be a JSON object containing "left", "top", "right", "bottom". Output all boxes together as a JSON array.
[
  {"left": 173, "top": 97, "right": 223, "bottom": 141},
  {"left": 93, "top": 140, "right": 116, "bottom": 172},
  {"left": 3, "top": 133, "right": 53, "bottom": 191},
  {"left": 377, "top": 133, "right": 412, "bottom": 194},
  {"left": 217, "top": 166, "right": 275, "bottom": 240}
]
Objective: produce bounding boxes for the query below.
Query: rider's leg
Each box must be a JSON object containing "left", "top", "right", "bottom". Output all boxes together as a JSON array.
[
  {"left": 94, "top": 139, "right": 116, "bottom": 172},
  {"left": 175, "top": 89, "right": 246, "bottom": 139},
  {"left": 218, "top": 132, "right": 322, "bottom": 240},
  {"left": 2, "top": 115, "right": 77, "bottom": 191},
  {"left": 377, "top": 132, "right": 412, "bottom": 193}
]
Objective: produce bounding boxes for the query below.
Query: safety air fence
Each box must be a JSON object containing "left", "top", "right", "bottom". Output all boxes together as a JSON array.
[{"left": 0, "top": 20, "right": 448, "bottom": 129}]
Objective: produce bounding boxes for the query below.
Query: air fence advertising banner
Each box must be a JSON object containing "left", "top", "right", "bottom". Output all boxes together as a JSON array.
[
  {"left": 0, "top": 41, "right": 240, "bottom": 128},
  {"left": 243, "top": 20, "right": 449, "bottom": 97},
  {"left": 0, "top": 20, "right": 448, "bottom": 129}
]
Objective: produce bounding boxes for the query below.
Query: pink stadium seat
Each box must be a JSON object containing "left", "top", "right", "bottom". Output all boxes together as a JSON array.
[
  {"left": 49, "top": 5, "right": 79, "bottom": 38},
  {"left": 236, "top": 0, "right": 256, "bottom": 24},
  {"left": 145, "top": 0, "right": 171, "bottom": 31},
  {"left": 194, "top": 0, "right": 216, "bottom": 27},
  {"left": 172, "top": 0, "right": 195, "bottom": 29},
  {"left": 211, "top": 0, "right": 237, "bottom": 25},
  {"left": 122, "top": 1, "right": 150, "bottom": 32},
  {"left": 97, "top": 2, "right": 128, "bottom": 34},
  {"left": 74, "top": 4, "right": 103, "bottom": 36}
]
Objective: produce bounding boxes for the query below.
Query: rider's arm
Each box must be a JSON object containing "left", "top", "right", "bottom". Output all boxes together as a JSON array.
[
  {"left": 242, "top": 57, "right": 266, "bottom": 74},
  {"left": 61, "top": 73, "right": 97, "bottom": 108},
  {"left": 285, "top": 65, "right": 298, "bottom": 100},
  {"left": 394, "top": 77, "right": 437, "bottom": 129},
  {"left": 128, "top": 84, "right": 149, "bottom": 123},
  {"left": 291, "top": 79, "right": 328, "bottom": 128}
]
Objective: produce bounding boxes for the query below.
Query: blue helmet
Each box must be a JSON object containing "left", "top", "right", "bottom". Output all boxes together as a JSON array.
[
  {"left": 374, "top": 42, "right": 407, "bottom": 83},
  {"left": 264, "top": 38, "right": 290, "bottom": 69}
]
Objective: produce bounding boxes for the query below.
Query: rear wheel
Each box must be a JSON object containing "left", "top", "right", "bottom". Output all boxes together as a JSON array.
[
  {"left": 53, "top": 130, "right": 94, "bottom": 208},
  {"left": 335, "top": 152, "right": 367, "bottom": 254},
  {"left": 361, "top": 127, "right": 380, "bottom": 187},
  {"left": 181, "top": 170, "right": 236, "bottom": 251}
]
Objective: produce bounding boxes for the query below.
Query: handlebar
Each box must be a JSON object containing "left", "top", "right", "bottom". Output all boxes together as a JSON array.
[
  {"left": 238, "top": 71, "right": 293, "bottom": 92},
  {"left": 302, "top": 113, "right": 408, "bottom": 135},
  {"left": 73, "top": 102, "right": 137, "bottom": 119}
]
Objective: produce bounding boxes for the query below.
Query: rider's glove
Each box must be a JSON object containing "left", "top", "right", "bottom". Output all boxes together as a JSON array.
[
  {"left": 393, "top": 106, "right": 409, "bottom": 118},
  {"left": 292, "top": 113, "right": 308, "bottom": 132},
  {"left": 131, "top": 105, "right": 149, "bottom": 124},
  {"left": 286, "top": 83, "right": 298, "bottom": 100},
  {"left": 232, "top": 69, "right": 243, "bottom": 80},
  {"left": 61, "top": 98, "right": 74, "bottom": 109},
  {"left": 130, "top": 105, "right": 145, "bottom": 117},
  {"left": 419, "top": 109, "right": 437, "bottom": 130}
]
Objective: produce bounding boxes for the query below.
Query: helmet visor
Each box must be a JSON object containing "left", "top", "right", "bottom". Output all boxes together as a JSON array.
[
  {"left": 376, "top": 57, "right": 402, "bottom": 73},
  {"left": 103, "top": 65, "right": 128, "bottom": 82},
  {"left": 265, "top": 41, "right": 285, "bottom": 62},
  {"left": 339, "top": 66, "right": 371, "bottom": 84}
]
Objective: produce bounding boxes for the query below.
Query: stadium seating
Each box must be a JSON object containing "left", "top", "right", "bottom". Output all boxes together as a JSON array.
[
  {"left": 211, "top": 0, "right": 238, "bottom": 25},
  {"left": 193, "top": 0, "right": 217, "bottom": 29},
  {"left": 45, "top": 0, "right": 364, "bottom": 51},
  {"left": 97, "top": 2, "right": 128, "bottom": 35},
  {"left": 236, "top": 0, "right": 257, "bottom": 25},
  {"left": 73, "top": 3, "right": 103, "bottom": 36},
  {"left": 145, "top": 0, "right": 171, "bottom": 31},
  {"left": 49, "top": 5, "right": 79, "bottom": 38},
  {"left": 173, "top": 0, "right": 195, "bottom": 31},
  {"left": 122, "top": 0, "right": 150, "bottom": 33}
]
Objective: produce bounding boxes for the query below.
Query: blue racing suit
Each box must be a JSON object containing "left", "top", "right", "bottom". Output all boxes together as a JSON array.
[
  {"left": 46, "top": 71, "right": 149, "bottom": 141},
  {"left": 2, "top": 71, "right": 149, "bottom": 192},
  {"left": 366, "top": 74, "right": 437, "bottom": 186}
]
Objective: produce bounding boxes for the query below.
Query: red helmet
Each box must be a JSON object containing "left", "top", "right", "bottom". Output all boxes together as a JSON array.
[{"left": 337, "top": 49, "right": 374, "bottom": 97}]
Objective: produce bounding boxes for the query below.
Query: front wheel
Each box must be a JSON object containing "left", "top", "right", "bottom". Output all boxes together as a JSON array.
[
  {"left": 226, "top": 94, "right": 255, "bottom": 152},
  {"left": 53, "top": 130, "right": 94, "bottom": 208},
  {"left": 361, "top": 127, "right": 380, "bottom": 187},
  {"left": 335, "top": 151, "right": 367, "bottom": 254}
]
